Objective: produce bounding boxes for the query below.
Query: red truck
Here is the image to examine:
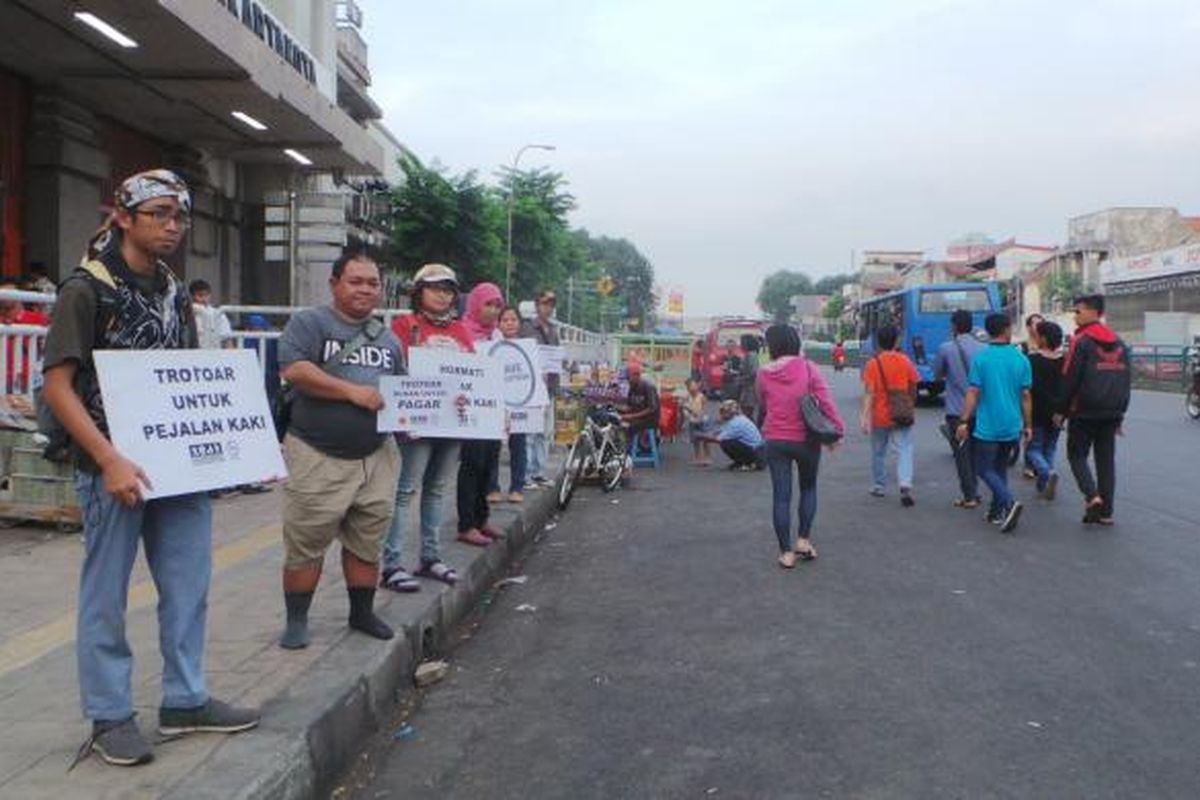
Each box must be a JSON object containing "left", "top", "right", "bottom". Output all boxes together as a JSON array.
[{"left": 698, "top": 318, "right": 767, "bottom": 398}]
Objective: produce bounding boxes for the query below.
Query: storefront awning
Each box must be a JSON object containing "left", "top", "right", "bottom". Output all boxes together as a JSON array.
[{"left": 0, "top": 0, "right": 384, "bottom": 173}]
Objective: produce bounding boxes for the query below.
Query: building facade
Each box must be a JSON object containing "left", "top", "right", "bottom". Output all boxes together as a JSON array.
[{"left": 0, "top": 0, "right": 397, "bottom": 307}]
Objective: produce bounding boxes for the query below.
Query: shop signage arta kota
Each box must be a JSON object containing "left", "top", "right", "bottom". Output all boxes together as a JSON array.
[{"left": 217, "top": 0, "right": 317, "bottom": 84}]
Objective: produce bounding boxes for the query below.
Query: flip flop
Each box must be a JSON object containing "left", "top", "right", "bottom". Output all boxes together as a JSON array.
[
  {"left": 480, "top": 526, "right": 505, "bottom": 541},
  {"left": 457, "top": 529, "right": 491, "bottom": 547},
  {"left": 778, "top": 552, "right": 797, "bottom": 569},
  {"left": 954, "top": 497, "right": 980, "bottom": 509},
  {"left": 379, "top": 566, "right": 420, "bottom": 593},
  {"left": 793, "top": 540, "right": 818, "bottom": 561},
  {"left": 415, "top": 561, "right": 458, "bottom": 585},
  {"left": 1082, "top": 497, "right": 1104, "bottom": 524}
]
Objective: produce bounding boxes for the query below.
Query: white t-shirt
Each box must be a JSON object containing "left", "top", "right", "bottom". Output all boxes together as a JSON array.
[{"left": 193, "top": 303, "right": 233, "bottom": 350}]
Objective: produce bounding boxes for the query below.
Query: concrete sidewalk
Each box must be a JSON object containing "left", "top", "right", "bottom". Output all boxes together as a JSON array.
[{"left": 0, "top": 454, "right": 561, "bottom": 799}]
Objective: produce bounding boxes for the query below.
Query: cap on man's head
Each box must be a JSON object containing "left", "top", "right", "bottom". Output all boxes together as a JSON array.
[{"left": 116, "top": 169, "right": 191, "bottom": 213}]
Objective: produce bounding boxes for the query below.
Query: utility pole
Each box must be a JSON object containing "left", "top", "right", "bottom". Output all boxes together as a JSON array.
[
  {"left": 568, "top": 274, "right": 575, "bottom": 326},
  {"left": 504, "top": 143, "right": 556, "bottom": 300}
]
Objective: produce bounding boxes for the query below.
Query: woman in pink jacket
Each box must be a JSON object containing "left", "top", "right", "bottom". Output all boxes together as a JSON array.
[{"left": 755, "top": 324, "right": 845, "bottom": 569}]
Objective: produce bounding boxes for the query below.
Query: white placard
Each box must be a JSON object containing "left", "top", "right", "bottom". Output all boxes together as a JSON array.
[
  {"left": 488, "top": 337, "right": 548, "bottom": 406},
  {"left": 378, "top": 348, "right": 504, "bottom": 439},
  {"left": 507, "top": 406, "right": 545, "bottom": 434},
  {"left": 539, "top": 344, "right": 565, "bottom": 375},
  {"left": 93, "top": 350, "right": 287, "bottom": 499}
]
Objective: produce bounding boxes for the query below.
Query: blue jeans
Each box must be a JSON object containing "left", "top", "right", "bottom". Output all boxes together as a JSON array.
[
  {"left": 974, "top": 439, "right": 1017, "bottom": 514},
  {"left": 765, "top": 440, "right": 821, "bottom": 552},
  {"left": 488, "top": 433, "right": 528, "bottom": 494},
  {"left": 526, "top": 402, "right": 554, "bottom": 480},
  {"left": 870, "top": 426, "right": 913, "bottom": 491},
  {"left": 75, "top": 472, "right": 212, "bottom": 721},
  {"left": 383, "top": 438, "right": 461, "bottom": 568},
  {"left": 1026, "top": 425, "right": 1060, "bottom": 491}
]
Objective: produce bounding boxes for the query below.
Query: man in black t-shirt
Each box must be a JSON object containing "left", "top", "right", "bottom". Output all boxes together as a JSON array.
[{"left": 276, "top": 251, "right": 406, "bottom": 650}]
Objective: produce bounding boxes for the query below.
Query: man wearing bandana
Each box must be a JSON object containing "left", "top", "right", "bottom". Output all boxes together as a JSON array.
[{"left": 41, "top": 169, "right": 259, "bottom": 767}]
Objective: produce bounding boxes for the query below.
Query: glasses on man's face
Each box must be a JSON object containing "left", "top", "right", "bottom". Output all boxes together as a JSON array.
[{"left": 136, "top": 206, "right": 191, "bottom": 229}]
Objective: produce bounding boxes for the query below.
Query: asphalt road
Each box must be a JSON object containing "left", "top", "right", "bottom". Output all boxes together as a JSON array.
[{"left": 354, "top": 372, "right": 1200, "bottom": 799}]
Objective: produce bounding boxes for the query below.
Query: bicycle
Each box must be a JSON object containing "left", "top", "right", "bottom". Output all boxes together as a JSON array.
[{"left": 558, "top": 404, "right": 632, "bottom": 510}]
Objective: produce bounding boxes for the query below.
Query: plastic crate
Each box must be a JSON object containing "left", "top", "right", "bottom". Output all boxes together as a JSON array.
[
  {"left": 8, "top": 474, "right": 78, "bottom": 508},
  {"left": 8, "top": 447, "right": 70, "bottom": 478}
]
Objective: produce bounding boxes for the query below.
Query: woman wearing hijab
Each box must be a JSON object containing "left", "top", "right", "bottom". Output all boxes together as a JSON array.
[{"left": 456, "top": 282, "right": 506, "bottom": 545}]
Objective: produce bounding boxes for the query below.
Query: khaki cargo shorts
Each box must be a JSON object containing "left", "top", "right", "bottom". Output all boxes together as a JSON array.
[{"left": 282, "top": 434, "right": 401, "bottom": 568}]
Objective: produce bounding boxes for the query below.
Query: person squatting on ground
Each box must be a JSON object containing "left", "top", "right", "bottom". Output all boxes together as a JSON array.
[
  {"left": 860, "top": 324, "right": 920, "bottom": 507},
  {"left": 933, "top": 309, "right": 983, "bottom": 508},
  {"left": 276, "top": 251, "right": 404, "bottom": 650},
  {"left": 41, "top": 169, "right": 258, "bottom": 767},
  {"left": 380, "top": 264, "right": 476, "bottom": 592},
  {"left": 682, "top": 377, "right": 713, "bottom": 465},
  {"left": 1054, "top": 294, "right": 1131, "bottom": 526},
  {"left": 457, "top": 283, "right": 507, "bottom": 546},
  {"left": 520, "top": 289, "right": 560, "bottom": 487},
  {"left": 755, "top": 324, "right": 844, "bottom": 569},
  {"left": 1027, "top": 320, "right": 1065, "bottom": 500},
  {"left": 487, "top": 306, "right": 530, "bottom": 502},
  {"left": 955, "top": 313, "right": 1032, "bottom": 533},
  {"left": 698, "top": 399, "right": 765, "bottom": 470}
]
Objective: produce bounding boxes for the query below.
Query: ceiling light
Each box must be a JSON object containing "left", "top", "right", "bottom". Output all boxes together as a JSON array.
[
  {"left": 73, "top": 12, "right": 138, "bottom": 49},
  {"left": 231, "top": 111, "right": 268, "bottom": 131},
  {"left": 283, "top": 148, "right": 313, "bottom": 166}
]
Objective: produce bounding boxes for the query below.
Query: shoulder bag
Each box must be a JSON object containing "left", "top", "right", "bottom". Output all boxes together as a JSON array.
[
  {"left": 875, "top": 355, "right": 915, "bottom": 427},
  {"left": 273, "top": 317, "right": 385, "bottom": 441},
  {"left": 799, "top": 359, "right": 842, "bottom": 445}
]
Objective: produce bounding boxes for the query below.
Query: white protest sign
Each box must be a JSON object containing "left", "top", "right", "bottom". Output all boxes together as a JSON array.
[
  {"left": 538, "top": 344, "right": 565, "bottom": 375},
  {"left": 488, "top": 338, "right": 548, "bottom": 407},
  {"left": 507, "top": 406, "right": 544, "bottom": 434},
  {"left": 379, "top": 348, "right": 504, "bottom": 439},
  {"left": 93, "top": 349, "right": 286, "bottom": 499}
]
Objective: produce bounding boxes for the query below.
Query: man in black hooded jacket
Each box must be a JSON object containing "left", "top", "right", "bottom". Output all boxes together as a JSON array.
[{"left": 1054, "top": 294, "right": 1131, "bottom": 525}]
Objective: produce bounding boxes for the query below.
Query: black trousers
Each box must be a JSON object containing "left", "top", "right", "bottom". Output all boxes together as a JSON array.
[
  {"left": 457, "top": 440, "right": 501, "bottom": 532},
  {"left": 1067, "top": 418, "right": 1119, "bottom": 517},
  {"left": 721, "top": 439, "right": 765, "bottom": 468},
  {"left": 945, "top": 414, "right": 979, "bottom": 501}
]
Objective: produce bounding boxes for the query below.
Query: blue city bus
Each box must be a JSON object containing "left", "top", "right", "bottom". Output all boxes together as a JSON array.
[{"left": 857, "top": 282, "right": 1002, "bottom": 400}]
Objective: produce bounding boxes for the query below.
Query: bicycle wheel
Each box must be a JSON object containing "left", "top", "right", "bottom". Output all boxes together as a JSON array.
[
  {"left": 1187, "top": 387, "right": 1200, "bottom": 420},
  {"left": 558, "top": 435, "right": 591, "bottom": 509}
]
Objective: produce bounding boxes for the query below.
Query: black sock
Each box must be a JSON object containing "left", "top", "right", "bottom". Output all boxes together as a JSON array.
[
  {"left": 347, "top": 587, "right": 393, "bottom": 640},
  {"left": 280, "top": 591, "right": 313, "bottom": 650}
]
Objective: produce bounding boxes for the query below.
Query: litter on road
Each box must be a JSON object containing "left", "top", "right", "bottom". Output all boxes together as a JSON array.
[
  {"left": 515, "top": 603, "right": 538, "bottom": 613},
  {"left": 496, "top": 575, "right": 529, "bottom": 587},
  {"left": 392, "top": 723, "right": 417, "bottom": 741},
  {"left": 414, "top": 661, "right": 449, "bottom": 688}
]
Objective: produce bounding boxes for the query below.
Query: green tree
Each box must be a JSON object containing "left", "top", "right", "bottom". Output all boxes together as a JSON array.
[
  {"left": 1045, "top": 268, "right": 1083, "bottom": 311},
  {"left": 756, "top": 270, "right": 814, "bottom": 322},
  {"left": 579, "top": 232, "right": 656, "bottom": 332},
  {"left": 385, "top": 152, "right": 504, "bottom": 288},
  {"left": 496, "top": 167, "right": 578, "bottom": 302}
]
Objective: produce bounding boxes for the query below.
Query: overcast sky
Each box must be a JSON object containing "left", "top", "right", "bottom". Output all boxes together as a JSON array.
[{"left": 359, "top": 0, "right": 1200, "bottom": 316}]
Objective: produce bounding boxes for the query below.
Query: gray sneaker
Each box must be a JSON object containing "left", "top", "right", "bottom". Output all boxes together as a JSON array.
[
  {"left": 158, "top": 698, "right": 260, "bottom": 737},
  {"left": 92, "top": 717, "right": 154, "bottom": 767}
]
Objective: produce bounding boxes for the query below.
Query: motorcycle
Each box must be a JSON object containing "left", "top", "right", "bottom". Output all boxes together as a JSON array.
[
  {"left": 1187, "top": 342, "right": 1200, "bottom": 420},
  {"left": 832, "top": 350, "right": 847, "bottom": 372}
]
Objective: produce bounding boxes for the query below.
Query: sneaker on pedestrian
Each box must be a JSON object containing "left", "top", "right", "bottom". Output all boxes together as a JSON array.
[
  {"left": 1022, "top": 467, "right": 1036, "bottom": 480},
  {"left": 1000, "top": 501, "right": 1024, "bottom": 533},
  {"left": 1043, "top": 472, "right": 1058, "bottom": 501},
  {"left": 868, "top": 486, "right": 885, "bottom": 498},
  {"left": 900, "top": 488, "right": 915, "bottom": 508},
  {"left": 158, "top": 698, "right": 260, "bottom": 737},
  {"left": 91, "top": 716, "right": 153, "bottom": 767},
  {"left": 985, "top": 507, "right": 1003, "bottom": 525}
]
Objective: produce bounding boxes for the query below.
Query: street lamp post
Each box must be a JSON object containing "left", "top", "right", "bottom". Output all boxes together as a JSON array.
[{"left": 505, "top": 143, "right": 556, "bottom": 300}]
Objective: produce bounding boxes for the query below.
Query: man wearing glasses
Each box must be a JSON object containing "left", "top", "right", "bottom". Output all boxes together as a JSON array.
[
  {"left": 41, "top": 169, "right": 258, "bottom": 767},
  {"left": 521, "top": 289, "right": 560, "bottom": 487}
]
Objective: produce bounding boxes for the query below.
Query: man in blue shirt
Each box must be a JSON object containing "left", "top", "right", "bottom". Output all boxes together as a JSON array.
[
  {"left": 933, "top": 309, "right": 984, "bottom": 508},
  {"left": 702, "top": 400, "right": 765, "bottom": 471},
  {"left": 955, "top": 313, "right": 1032, "bottom": 533}
]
